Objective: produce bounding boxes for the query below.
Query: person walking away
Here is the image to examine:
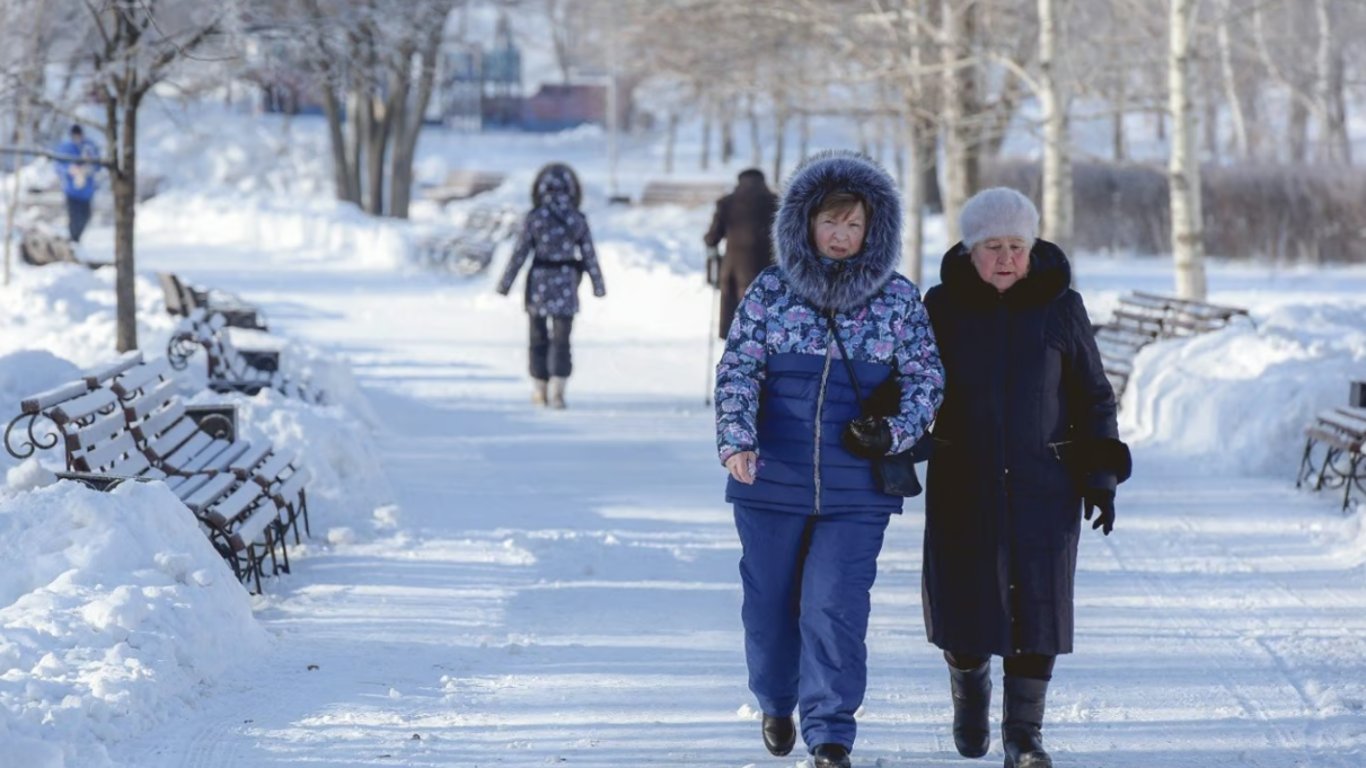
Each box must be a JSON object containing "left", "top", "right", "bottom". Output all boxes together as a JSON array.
[
  {"left": 715, "top": 150, "right": 945, "bottom": 768},
  {"left": 54, "top": 124, "right": 101, "bottom": 243},
  {"left": 496, "top": 163, "right": 606, "bottom": 409},
  {"left": 920, "top": 187, "right": 1132, "bottom": 768},
  {"left": 704, "top": 168, "right": 778, "bottom": 340}
]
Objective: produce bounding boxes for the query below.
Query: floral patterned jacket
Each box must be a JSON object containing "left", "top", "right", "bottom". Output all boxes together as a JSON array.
[{"left": 714, "top": 151, "right": 944, "bottom": 514}]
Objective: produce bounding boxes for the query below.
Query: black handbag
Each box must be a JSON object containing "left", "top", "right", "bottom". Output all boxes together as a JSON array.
[{"left": 824, "top": 312, "right": 931, "bottom": 498}]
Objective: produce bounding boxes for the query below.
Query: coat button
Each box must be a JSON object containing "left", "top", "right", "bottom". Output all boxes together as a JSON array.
[{"left": 1009, "top": 584, "right": 1016, "bottom": 591}]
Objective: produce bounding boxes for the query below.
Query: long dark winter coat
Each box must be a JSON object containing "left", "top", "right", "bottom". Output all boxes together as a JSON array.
[
  {"left": 715, "top": 151, "right": 944, "bottom": 515},
  {"left": 705, "top": 171, "right": 779, "bottom": 339},
  {"left": 921, "top": 240, "right": 1124, "bottom": 657},
  {"left": 496, "top": 164, "right": 606, "bottom": 315}
]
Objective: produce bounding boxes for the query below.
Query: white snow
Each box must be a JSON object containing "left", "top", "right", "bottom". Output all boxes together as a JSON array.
[{"left": 0, "top": 99, "right": 1363, "bottom": 767}]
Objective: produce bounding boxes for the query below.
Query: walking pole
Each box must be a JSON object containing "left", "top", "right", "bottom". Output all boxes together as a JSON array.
[{"left": 704, "top": 248, "right": 721, "bottom": 406}]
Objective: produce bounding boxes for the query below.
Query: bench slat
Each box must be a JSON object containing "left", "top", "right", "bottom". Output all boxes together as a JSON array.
[
  {"left": 50, "top": 388, "right": 119, "bottom": 425},
  {"left": 64, "top": 408, "right": 129, "bottom": 454},
  {"left": 229, "top": 442, "right": 273, "bottom": 475},
  {"left": 84, "top": 351, "right": 146, "bottom": 388},
  {"left": 110, "top": 357, "right": 173, "bottom": 397},
  {"left": 77, "top": 431, "right": 142, "bottom": 474}
]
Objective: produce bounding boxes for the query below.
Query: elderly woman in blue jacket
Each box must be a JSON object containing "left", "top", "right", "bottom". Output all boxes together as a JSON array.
[{"left": 715, "top": 151, "right": 944, "bottom": 768}]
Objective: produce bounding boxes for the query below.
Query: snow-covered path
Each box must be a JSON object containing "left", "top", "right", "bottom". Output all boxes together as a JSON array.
[{"left": 100, "top": 248, "right": 1366, "bottom": 768}]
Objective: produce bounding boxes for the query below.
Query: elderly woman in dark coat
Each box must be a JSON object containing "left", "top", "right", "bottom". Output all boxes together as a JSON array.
[
  {"left": 715, "top": 151, "right": 944, "bottom": 768},
  {"left": 496, "top": 163, "right": 606, "bottom": 408},
  {"left": 921, "top": 187, "right": 1131, "bottom": 768}
]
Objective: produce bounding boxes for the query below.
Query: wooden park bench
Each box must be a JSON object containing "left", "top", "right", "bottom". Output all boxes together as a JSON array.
[
  {"left": 422, "top": 169, "right": 507, "bottom": 205},
  {"left": 415, "top": 206, "right": 523, "bottom": 276},
  {"left": 1296, "top": 405, "right": 1366, "bottom": 514},
  {"left": 168, "top": 310, "right": 325, "bottom": 404},
  {"left": 157, "top": 272, "right": 267, "bottom": 330},
  {"left": 4, "top": 353, "right": 308, "bottom": 592},
  {"left": 637, "top": 180, "right": 729, "bottom": 208},
  {"left": 1094, "top": 291, "right": 1251, "bottom": 399},
  {"left": 19, "top": 229, "right": 111, "bottom": 269}
]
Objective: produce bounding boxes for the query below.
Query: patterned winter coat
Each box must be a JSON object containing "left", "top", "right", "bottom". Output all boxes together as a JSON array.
[
  {"left": 714, "top": 151, "right": 945, "bottom": 515},
  {"left": 496, "top": 164, "right": 606, "bottom": 316},
  {"left": 921, "top": 240, "right": 1126, "bottom": 657}
]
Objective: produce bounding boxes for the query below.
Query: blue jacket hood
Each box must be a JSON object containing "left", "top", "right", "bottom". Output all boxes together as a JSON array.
[{"left": 774, "top": 150, "right": 902, "bottom": 312}]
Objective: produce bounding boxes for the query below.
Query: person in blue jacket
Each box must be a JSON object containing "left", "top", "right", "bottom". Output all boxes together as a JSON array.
[
  {"left": 921, "top": 188, "right": 1130, "bottom": 768},
  {"left": 54, "top": 125, "right": 101, "bottom": 243},
  {"left": 715, "top": 151, "right": 945, "bottom": 768}
]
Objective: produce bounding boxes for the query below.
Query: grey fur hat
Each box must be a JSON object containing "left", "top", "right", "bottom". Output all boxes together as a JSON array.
[{"left": 959, "top": 187, "right": 1039, "bottom": 249}]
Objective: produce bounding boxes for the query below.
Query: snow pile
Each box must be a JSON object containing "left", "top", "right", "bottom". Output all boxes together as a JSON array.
[
  {"left": 0, "top": 482, "right": 268, "bottom": 768},
  {"left": 1120, "top": 298, "right": 1366, "bottom": 477}
]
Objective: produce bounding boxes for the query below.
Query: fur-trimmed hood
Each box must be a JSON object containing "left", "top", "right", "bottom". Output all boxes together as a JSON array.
[{"left": 774, "top": 151, "right": 902, "bottom": 312}]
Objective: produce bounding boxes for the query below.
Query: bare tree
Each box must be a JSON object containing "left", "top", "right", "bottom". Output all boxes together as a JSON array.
[
  {"left": 278, "top": 0, "right": 455, "bottom": 218},
  {"left": 80, "top": 0, "right": 233, "bottom": 351}
]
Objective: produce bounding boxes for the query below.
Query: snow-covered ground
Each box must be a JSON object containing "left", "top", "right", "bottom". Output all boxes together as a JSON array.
[{"left": 1, "top": 102, "right": 1364, "bottom": 767}]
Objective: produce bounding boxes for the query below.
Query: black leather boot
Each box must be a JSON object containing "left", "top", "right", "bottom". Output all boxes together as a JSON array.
[
  {"left": 949, "top": 660, "right": 992, "bottom": 757},
  {"left": 812, "top": 743, "right": 851, "bottom": 768},
  {"left": 1002, "top": 676, "right": 1052, "bottom": 768},
  {"left": 761, "top": 714, "right": 795, "bottom": 756}
]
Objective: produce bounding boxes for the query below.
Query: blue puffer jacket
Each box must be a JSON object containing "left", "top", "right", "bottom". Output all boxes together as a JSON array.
[
  {"left": 54, "top": 138, "right": 100, "bottom": 201},
  {"left": 714, "top": 151, "right": 945, "bottom": 515}
]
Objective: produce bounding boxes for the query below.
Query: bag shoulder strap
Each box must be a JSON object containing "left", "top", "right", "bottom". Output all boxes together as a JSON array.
[{"left": 823, "top": 310, "right": 867, "bottom": 407}]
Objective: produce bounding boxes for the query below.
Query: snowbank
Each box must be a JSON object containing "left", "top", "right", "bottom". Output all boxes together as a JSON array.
[
  {"left": 0, "top": 482, "right": 268, "bottom": 768},
  {"left": 1121, "top": 299, "right": 1366, "bottom": 478}
]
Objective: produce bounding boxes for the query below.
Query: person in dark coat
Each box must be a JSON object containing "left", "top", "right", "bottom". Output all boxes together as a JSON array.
[
  {"left": 921, "top": 187, "right": 1131, "bottom": 768},
  {"left": 496, "top": 163, "right": 606, "bottom": 409},
  {"left": 715, "top": 151, "right": 945, "bottom": 768},
  {"left": 704, "top": 168, "right": 779, "bottom": 339}
]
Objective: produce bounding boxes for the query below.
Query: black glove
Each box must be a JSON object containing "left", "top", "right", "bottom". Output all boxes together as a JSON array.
[
  {"left": 842, "top": 416, "right": 892, "bottom": 459},
  {"left": 1083, "top": 488, "right": 1116, "bottom": 535}
]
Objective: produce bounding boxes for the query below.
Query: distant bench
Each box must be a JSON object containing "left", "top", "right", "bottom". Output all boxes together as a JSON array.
[
  {"left": 423, "top": 169, "right": 507, "bottom": 205},
  {"left": 1296, "top": 405, "right": 1366, "bottom": 514},
  {"left": 1094, "top": 291, "right": 1250, "bottom": 399},
  {"left": 5, "top": 352, "right": 312, "bottom": 592},
  {"left": 158, "top": 272, "right": 267, "bottom": 330},
  {"left": 168, "top": 310, "right": 325, "bottom": 403},
  {"left": 637, "top": 180, "right": 729, "bottom": 208},
  {"left": 19, "top": 229, "right": 111, "bottom": 269},
  {"left": 415, "top": 206, "right": 522, "bottom": 276}
]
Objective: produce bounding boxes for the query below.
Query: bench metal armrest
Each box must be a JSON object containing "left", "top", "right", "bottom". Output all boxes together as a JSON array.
[{"left": 184, "top": 405, "right": 237, "bottom": 441}]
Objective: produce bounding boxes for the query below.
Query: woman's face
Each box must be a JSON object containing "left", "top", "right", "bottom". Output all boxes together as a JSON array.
[
  {"left": 813, "top": 205, "right": 867, "bottom": 260},
  {"left": 970, "top": 237, "right": 1031, "bottom": 292}
]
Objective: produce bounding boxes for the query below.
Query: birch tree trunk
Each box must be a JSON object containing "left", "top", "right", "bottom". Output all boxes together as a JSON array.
[
  {"left": 720, "top": 100, "right": 735, "bottom": 165},
  {"left": 664, "top": 111, "right": 678, "bottom": 173},
  {"left": 1314, "top": 0, "right": 1350, "bottom": 163},
  {"left": 772, "top": 107, "right": 788, "bottom": 184},
  {"left": 700, "top": 106, "right": 712, "bottom": 171},
  {"left": 903, "top": 99, "right": 926, "bottom": 284},
  {"left": 1039, "top": 0, "right": 1072, "bottom": 255},
  {"left": 941, "top": 0, "right": 979, "bottom": 244},
  {"left": 1168, "top": 0, "right": 1206, "bottom": 300},
  {"left": 748, "top": 94, "right": 762, "bottom": 168},
  {"left": 1217, "top": 0, "right": 1250, "bottom": 158}
]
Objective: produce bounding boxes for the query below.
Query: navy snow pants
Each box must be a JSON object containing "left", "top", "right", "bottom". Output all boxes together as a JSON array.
[{"left": 734, "top": 503, "right": 892, "bottom": 752}]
